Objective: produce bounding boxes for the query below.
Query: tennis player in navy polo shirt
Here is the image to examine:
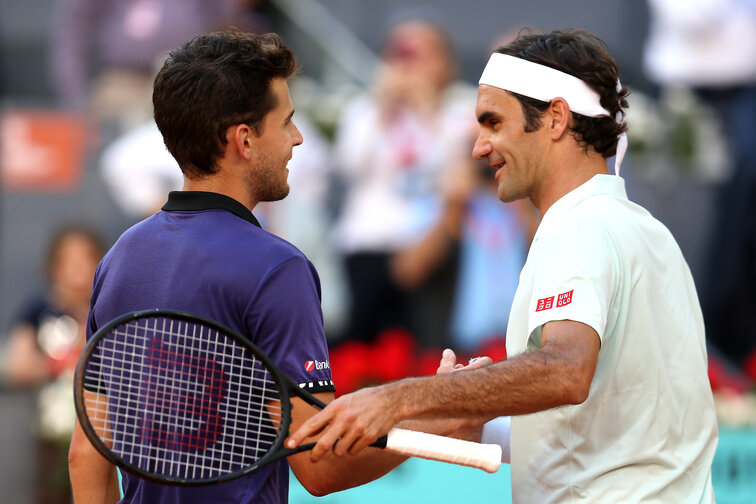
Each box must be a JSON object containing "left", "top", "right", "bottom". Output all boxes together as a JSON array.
[{"left": 68, "top": 30, "right": 419, "bottom": 503}]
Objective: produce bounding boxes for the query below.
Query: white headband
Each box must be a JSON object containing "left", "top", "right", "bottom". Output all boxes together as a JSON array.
[{"left": 479, "top": 53, "right": 627, "bottom": 175}]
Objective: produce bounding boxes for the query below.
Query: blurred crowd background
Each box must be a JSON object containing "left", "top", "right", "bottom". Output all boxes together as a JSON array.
[{"left": 0, "top": 0, "right": 754, "bottom": 503}]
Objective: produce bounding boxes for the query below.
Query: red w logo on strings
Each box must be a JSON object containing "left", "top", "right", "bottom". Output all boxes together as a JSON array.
[{"left": 139, "top": 338, "right": 227, "bottom": 452}]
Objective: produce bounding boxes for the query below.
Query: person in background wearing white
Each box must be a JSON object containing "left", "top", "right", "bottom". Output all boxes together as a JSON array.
[{"left": 332, "top": 12, "right": 476, "bottom": 348}]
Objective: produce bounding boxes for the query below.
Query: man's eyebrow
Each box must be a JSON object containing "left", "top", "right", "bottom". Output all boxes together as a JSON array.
[{"left": 477, "top": 111, "right": 497, "bottom": 124}]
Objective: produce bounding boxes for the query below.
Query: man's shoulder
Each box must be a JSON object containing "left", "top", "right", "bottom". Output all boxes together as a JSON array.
[
  {"left": 238, "top": 224, "right": 310, "bottom": 267},
  {"left": 210, "top": 222, "right": 318, "bottom": 287},
  {"left": 554, "top": 190, "right": 659, "bottom": 237},
  {"left": 111, "top": 212, "right": 163, "bottom": 243},
  {"left": 539, "top": 202, "right": 613, "bottom": 245},
  {"left": 573, "top": 192, "right": 676, "bottom": 246}
]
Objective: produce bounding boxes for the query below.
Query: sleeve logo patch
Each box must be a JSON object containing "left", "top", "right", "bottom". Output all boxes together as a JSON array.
[
  {"left": 536, "top": 290, "right": 574, "bottom": 312},
  {"left": 556, "top": 290, "right": 573, "bottom": 307},
  {"left": 536, "top": 296, "right": 554, "bottom": 311},
  {"left": 304, "top": 359, "right": 330, "bottom": 372}
]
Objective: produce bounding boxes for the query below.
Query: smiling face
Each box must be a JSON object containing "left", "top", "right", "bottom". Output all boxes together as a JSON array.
[
  {"left": 247, "top": 77, "right": 303, "bottom": 203},
  {"left": 472, "top": 85, "right": 548, "bottom": 203}
]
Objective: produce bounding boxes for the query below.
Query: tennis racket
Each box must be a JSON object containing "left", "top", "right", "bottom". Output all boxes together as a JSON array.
[{"left": 74, "top": 310, "right": 501, "bottom": 485}]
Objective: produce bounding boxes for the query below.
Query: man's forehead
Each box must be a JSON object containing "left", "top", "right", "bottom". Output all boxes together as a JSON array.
[
  {"left": 476, "top": 84, "right": 512, "bottom": 101},
  {"left": 269, "top": 78, "right": 294, "bottom": 112},
  {"left": 270, "top": 78, "right": 290, "bottom": 100},
  {"left": 475, "top": 84, "right": 515, "bottom": 114}
]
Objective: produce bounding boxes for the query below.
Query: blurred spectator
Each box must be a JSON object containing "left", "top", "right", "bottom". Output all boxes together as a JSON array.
[
  {"left": 2, "top": 225, "right": 105, "bottom": 504},
  {"left": 644, "top": 0, "right": 756, "bottom": 371},
  {"left": 50, "top": 0, "right": 270, "bottom": 131},
  {"left": 100, "top": 119, "right": 183, "bottom": 218},
  {"left": 450, "top": 157, "right": 538, "bottom": 352},
  {"left": 331, "top": 12, "right": 476, "bottom": 348}
]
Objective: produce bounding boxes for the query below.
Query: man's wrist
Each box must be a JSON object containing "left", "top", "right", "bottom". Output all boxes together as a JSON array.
[{"left": 385, "top": 375, "right": 433, "bottom": 421}]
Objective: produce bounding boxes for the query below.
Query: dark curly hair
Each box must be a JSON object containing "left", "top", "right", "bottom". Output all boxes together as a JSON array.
[
  {"left": 153, "top": 31, "right": 297, "bottom": 179},
  {"left": 495, "top": 29, "right": 628, "bottom": 158}
]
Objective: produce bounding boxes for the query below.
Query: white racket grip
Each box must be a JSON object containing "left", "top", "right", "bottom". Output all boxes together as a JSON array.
[{"left": 383, "top": 428, "right": 501, "bottom": 473}]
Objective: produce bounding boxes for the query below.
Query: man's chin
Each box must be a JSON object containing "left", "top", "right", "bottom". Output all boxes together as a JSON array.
[
  {"left": 497, "top": 188, "right": 525, "bottom": 204},
  {"left": 263, "top": 184, "right": 290, "bottom": 203}
]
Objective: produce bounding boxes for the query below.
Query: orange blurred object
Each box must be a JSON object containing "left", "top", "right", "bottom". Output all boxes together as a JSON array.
[{"left": 0, "top": 109, "right": 88, "bottom": 190}]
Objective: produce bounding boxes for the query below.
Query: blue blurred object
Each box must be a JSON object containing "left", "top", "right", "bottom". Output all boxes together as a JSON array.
[
  {"left": 289, "top": 458, "right": 512, "bottom": 504},
  {"left": 712, "top": 427, "right": 756, "bottom": 504},
  {"left": 289, "top": 426, "right": 756, "bottom": 504}
]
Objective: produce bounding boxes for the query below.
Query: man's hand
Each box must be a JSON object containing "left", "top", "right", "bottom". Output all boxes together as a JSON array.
[
  {"left": 435, "top": 349, "right": 492, "bottom": 441},
  {"left": 437, "top": 348, "right": 493, "bottom": 374},
  {"left": 286, "top": 383, "right": 404, "bottom": 462}
]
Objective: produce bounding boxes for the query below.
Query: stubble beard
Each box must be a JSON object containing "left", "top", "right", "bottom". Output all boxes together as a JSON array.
[
  {"left": 250, "top": 157, "right": 290, "bottom": 203},
  {"left": 264, "top": 184, "right": 289, "bottom": 203}
]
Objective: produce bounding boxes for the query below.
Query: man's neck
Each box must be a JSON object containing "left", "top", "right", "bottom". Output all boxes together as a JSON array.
[
  {"left": 532, "top": 151, "right": 609, "bottom": 216},
  {"left": 182, "top": 168, "right": 257, "bottom": 212}
]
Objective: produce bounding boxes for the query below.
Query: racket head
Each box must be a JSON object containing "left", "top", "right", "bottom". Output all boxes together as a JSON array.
[{"left": 73, "top": 309, "right": 298, "bottom": 485}]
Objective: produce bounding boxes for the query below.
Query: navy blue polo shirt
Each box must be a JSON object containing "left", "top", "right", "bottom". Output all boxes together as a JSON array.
[{"left": 87, "top": 191, "right": 335, "bottom": 504}]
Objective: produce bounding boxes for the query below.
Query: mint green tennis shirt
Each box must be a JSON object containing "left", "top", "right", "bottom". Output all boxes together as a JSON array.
[{"left": 506, "top": 175, "right": 717, "bottom": 503}]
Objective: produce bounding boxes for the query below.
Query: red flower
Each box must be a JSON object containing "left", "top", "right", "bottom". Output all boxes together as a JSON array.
[
  {"left": 478, "top": 336, "right": 507, "bottom": 362},
  {"left": 370, "top": 328, "right": 415, "bottom": 382},
  {"left": 743, "top": 351, "right": 756, "bottom": 384},
  {"left": 329, "top": 341, "right": 373, "bottom": 396},
  {"left": 707, "top": 353, "right": 751, "bottom": 395}
]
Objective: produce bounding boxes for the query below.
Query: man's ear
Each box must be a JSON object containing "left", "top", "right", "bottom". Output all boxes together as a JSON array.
[
  {"left": 228, "top": 123, "right": 254, "bottom": 160},
  {"left": 547, "top": 98, "right": 571, "bottom": 140}
]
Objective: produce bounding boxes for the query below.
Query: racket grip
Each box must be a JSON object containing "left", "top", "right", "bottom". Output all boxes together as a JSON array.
[{"left": 382, "top": 427, "right": 502, "bottom": 473}]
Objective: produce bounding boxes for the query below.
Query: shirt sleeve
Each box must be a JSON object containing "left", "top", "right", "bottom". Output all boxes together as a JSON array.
[
  {"left": 527, "top": 219, "right": 618, "bottom": 344},
  {"left": 481, "top": 416, "right": 511, "bottom": 464},
  {"left": 245, "top": 255, "right": 335, "bottom": 394}
]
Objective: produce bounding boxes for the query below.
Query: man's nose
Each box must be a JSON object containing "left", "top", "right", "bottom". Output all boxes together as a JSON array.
[
  {"left": 292, "top": 123, "right": 303, "bottom": 146},
  {"left": 472, "top": 134, "right": 492, "bottom": 160}
]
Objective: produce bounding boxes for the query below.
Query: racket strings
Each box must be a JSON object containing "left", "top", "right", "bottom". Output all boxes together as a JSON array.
[{"left": 82, "top": 317, "right": 284, "bottom": 481}]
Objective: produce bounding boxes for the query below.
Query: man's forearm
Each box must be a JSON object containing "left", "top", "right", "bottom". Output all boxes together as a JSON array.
[
  {"left": 69, "top": 421, "right": 121, "bottom": 504},
  {"left": 70, "top": 456, "right": 120, "bottom": 504},
  {"left": 70, "top": 467, "right": 120, "bottom": 504},
  {"left": 390, "top": 340, "right": 595, "bottom": 422},
  {"left": 286, "top": 321, "right": 599, "bottom": 461}
]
